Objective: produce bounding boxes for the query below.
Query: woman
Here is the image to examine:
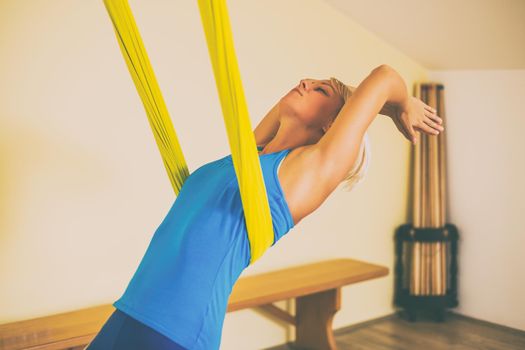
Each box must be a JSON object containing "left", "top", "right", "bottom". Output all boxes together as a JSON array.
[{"left": 85, "top": 64, "right": 443, "bottom": 350}]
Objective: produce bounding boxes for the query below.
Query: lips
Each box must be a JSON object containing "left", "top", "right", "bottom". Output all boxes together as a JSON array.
[{"left": 292, "top": 88, "right": 302, "bottom": 96}]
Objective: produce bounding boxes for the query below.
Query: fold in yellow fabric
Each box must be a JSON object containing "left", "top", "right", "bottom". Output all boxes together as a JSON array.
[
  {"left": 103, "top": 0, "right": 275, "bottom": 264},
  {"left": 103, "top": 0, "right": 189, "bottom": 195}
]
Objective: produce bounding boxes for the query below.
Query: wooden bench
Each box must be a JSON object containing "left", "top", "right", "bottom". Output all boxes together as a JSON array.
[{"left": 0, "top": 258, "right": 388, "bottom": 350}]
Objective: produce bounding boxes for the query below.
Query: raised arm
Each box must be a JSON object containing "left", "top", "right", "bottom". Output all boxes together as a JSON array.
[
  {"left": 345, "top": 84, "right": 399, "bottom": 119},
  {"left": 253, "top": 75, "right": 400, "bottom": 149},
  {"left": 316, "top": 64, "right": 410, "bottom": 190}
]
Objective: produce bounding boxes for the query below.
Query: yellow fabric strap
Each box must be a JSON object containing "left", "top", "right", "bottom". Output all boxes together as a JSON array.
[
  {"left": 103, "top": 0, "right": 189, "bottom": 195},
  {"left": 196, "top": 0, "right": 274, "bottom": 264},
  {"left": 104, "top": 0, "right": 274, "bottom": 264}
]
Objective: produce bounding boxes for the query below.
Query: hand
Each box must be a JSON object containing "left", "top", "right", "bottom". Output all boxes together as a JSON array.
[{"left": 392, "top": 96, "right": 444, "bottom": 145}]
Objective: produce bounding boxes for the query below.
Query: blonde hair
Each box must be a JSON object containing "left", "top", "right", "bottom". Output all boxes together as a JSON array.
[{"left": 328, "top": 77, "right": 372, "bottom": 192}]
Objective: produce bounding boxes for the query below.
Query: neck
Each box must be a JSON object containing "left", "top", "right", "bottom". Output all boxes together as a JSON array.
[{"left": 259, "top": 119, "right": 322, "bottom": 154}]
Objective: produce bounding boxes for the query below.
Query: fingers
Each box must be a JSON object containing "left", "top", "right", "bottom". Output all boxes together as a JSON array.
[
  {"left": 405, "top": 103, "right": 445, "bottom": 142},
  {"left": 424, "top": 104, "right": 438, "bottom": 115},
  {"left": 424, "top": 104, "right": 436, "bottom": 114},
  {"left": 423, "top": 117, "right": 444, "bottom": 132},
  {"left": 423, "top": 107, "right": 444, "bottom": 134},
  {"left": 423, "top": 104, "right": 442, "bottom": 122},
  {"left": 415, "top": 120, "right": 443, "bottom": 136},
  {"left": 425, "top": 109, "right": 443, "bottom": 124},
  {"left": 399, "top": 113, "right": 418, "bottom": 144},
  {"left": 417, "top": 120, "right": 440, "bottom": 135}
]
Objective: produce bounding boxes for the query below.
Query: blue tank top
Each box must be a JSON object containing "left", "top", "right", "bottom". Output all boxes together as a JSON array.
[{"left": 113, "top": 146, "right": 295, "bottom": 349}]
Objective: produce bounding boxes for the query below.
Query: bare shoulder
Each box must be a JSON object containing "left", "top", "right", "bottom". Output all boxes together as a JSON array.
[{"left": 277, "top": 144, "right": 337, "bottom": 226}]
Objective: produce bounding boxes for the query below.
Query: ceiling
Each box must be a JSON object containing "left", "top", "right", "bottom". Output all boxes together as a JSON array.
[{"left": 322, "top": 0, "right": 525, "bottom": 70}]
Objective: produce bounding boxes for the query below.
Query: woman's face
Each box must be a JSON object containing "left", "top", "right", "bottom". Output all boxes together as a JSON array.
[{"left": 279, "top": 78, "right": 344, "bottom": 131}]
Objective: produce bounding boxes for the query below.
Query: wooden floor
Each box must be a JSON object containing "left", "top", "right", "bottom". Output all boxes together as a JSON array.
[{"left": 265, "top": 311, "right": 525, "bottom": 350}]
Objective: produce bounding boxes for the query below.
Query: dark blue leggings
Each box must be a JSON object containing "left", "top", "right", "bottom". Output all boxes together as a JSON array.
[{"left": 86, "top": 309, "right": 187, "bottom": 350}]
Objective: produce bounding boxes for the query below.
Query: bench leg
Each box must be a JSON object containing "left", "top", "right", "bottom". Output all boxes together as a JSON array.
[{"left": 294, "top": 288, "right": 341, "bottom": 350}]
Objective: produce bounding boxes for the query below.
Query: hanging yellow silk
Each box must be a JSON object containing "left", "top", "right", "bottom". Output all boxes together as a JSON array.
[
  {"left": 103, "top": 0, "right": 274, "bottom": 264},
  {"left": 103, "top": 0, "right": 189, "bottom": 195}
]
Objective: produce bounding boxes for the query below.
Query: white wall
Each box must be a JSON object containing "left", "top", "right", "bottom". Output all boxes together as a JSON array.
[
  {"left": 0, "top": 0, "right": 428, "bottom": 348},
  {"left": 428, "top": 70, "right": 525, "bottom": 331}
]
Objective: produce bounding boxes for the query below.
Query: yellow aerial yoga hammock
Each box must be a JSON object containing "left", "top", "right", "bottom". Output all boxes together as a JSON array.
[{"left": 103, "top": 0, "right": 274, "bottom": 265}]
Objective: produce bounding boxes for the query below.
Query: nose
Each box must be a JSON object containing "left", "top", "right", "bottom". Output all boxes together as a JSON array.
[{"left": 300, "top": 79, "right": 312, "bottom": 91}]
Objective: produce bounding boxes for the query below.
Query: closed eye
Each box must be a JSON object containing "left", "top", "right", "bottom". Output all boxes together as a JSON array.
[{"left": 315, "top": 87, "right": 328, "bottom": 96}]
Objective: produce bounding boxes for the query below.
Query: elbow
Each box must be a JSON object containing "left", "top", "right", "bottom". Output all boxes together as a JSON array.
[
  {"left": 370, "top": 64, "right": 397, "bottom": 84},
  {"left": 372, "top": 64, "right": 394, "bottom": 74}
]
